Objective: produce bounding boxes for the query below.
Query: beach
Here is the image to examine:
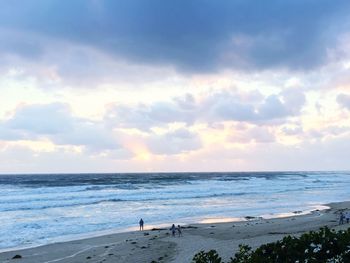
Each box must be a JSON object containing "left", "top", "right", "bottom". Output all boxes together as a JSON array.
[{"left": 1, "top": 201, "right": 349, "bottom": 263}]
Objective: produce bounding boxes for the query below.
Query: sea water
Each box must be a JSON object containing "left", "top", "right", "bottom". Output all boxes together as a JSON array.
[{"left": 0, "top": 171, "right": 349, "bottom": 250}]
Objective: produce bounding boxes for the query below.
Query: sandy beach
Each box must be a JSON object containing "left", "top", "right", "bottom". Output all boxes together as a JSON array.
[{"left": 1, "top": 201, "right": 349, "bottom": 263}]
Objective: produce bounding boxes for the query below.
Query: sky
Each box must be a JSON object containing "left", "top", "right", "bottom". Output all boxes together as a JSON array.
[{"left": 1, "top": 0, "right": 350, "bottom": 173}]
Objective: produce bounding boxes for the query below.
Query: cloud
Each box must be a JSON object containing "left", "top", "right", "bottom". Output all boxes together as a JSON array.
[
  {"left": 305, "top": 125, "right": 350, "bottom": 142},
  {"left": 229, "top": 125, "right": 275, "bottom": 144},
  {"left": 189, "top": 131, "right": 350, "bottom": 171},
  {"left": 337, "top": 93, "right": 350, "bottom": 110},
  {"left": 0, "top": 29, "right": 44, "bottom": 60},
  {"left": 106, "top": 89, "right": 306, "bottom": 131},
  {"left": 0, "top": 103, "right": 120, "bottom": 152},
  {"left": 1, "top": 0, "right": 349, "bottom": 73},
  {"left": 282, "top": 126, "right": 303, "bottom": 136},
  {"left": 146, "top": 128, "right": 202, "bottom": 155},
  {"left": 247, "top": 134, "right": 350, "bottom": 171},
  {"left": 203, "top": 89, "right": 305, "bottom": 124},
  {"left": 0, "top": 144, "right": 132, "bottom": 173},
  {"left": 105, "top": 94, "right": 197, "bottom": 130},
  {"left": 6, "top": 103, "right": 73, "bottom": 135},
  {"left": 0, "top": 39, "right": 180, "bottom": 88}
]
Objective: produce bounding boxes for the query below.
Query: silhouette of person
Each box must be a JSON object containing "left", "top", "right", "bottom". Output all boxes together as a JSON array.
[
  {"left": 339, "top": 212, "right": 345, "bottom": 225},
  {"left": 177, "top": 225, "right": 182, "bottom": 237},
  {"left": 170, "top": 224, "right": 176, "bottom": 237},
  {"left": 346, "top": 211, "right": 350, "bottom": 224},
  {"left": 139, "top": 218, "right": 144, "bottom": 231}
]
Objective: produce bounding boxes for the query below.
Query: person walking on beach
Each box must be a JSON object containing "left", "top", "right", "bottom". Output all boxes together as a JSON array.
[
  {"left": 170, "top": 224, "right": 176, "bottom": 237},
  {"left": 177, "top": 225, "right": 182, "bottom": 237},
  {"left": 139, "top": 218, "right": 144, "bottom": 231},
  {"left": 346, "top": 211, "right": 350, "bottom": 224},
  {"left": 339, "top": 212, "right": 345, "bottom": 225}
]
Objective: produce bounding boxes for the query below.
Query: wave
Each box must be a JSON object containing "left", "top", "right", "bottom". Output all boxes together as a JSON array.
[
  {"left": 2, "top": 172, "right": 345, "bottom": 213},
  {"left": 0, "top": 171, "right": 319, "bottom": 188},
  {"left": 0, "top": 191, "right": 259, "bottom": 212}
]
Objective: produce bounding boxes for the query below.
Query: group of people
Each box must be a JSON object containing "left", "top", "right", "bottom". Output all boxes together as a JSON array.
[
  {"left": 138, "top": 218, "right": 182, "bottom": 237},
  {"left": 170, "top": 223, "right": 182, "bottom": 237},
  {"left": 339, "top": 211, "right": 350, "bottom": 225}
]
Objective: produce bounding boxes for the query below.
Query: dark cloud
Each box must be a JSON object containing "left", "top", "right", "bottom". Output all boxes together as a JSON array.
[{"left": 1, "top": 0, "right": 349, "bottom": 72}]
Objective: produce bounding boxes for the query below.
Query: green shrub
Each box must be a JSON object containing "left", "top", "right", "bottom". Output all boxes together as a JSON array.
[
  {"left": 192, "top": 249, "right": 222, "bottom": 263},
  {"left": 192, "top": 227, "right": 350, "bottom": 263}
]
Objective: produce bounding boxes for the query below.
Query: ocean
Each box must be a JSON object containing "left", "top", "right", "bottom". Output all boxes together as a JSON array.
[{"left": 0, "top": 171, "right": 349, "bottom": 251}]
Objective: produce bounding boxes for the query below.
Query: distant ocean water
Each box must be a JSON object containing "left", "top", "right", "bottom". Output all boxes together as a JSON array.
[{"left": 0, "top": 171, "right": 349, "bottom": 250}]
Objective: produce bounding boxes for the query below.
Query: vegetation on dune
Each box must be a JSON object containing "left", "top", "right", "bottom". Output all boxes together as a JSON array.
[{"left": 192, "top": 227, "right": 350, "bottom": 263}]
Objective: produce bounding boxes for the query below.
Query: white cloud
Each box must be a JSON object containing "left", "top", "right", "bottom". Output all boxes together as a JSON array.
[{"left": 0, "top": 103, "right": 120, "bottom": 152}]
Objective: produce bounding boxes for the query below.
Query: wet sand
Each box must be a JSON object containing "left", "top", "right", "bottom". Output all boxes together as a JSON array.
[{"left": 1, "top": 201, "right": 349, "bottom": 263}]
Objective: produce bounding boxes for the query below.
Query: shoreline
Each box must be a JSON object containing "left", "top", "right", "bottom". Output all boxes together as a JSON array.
[
  {"left": 0, "top": 201, "right": 349, "bottom": 263},
  {"left": 0, "top": 203, "right": 329, "bottom": 253}
]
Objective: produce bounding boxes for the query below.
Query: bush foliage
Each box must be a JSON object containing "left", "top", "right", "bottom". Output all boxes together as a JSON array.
[{"left": 192, "top": 227, "right": 350, "bottom": 263}]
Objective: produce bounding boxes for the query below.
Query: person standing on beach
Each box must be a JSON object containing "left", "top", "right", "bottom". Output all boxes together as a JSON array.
[
  {"left": 177, "top": 225, "right": 182, "bottom": 237},
  {"left": 339, "top": 212, "right": 345, "bottom": 225},
  {"left": 170, "top": 224, "right": 176, "bottom": 237},
  {"left": 346, "top": 211, "right": 350, "bottom": 224},
  {"left": 139, "top": 218, "right": 144, "bottom": 231}
]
